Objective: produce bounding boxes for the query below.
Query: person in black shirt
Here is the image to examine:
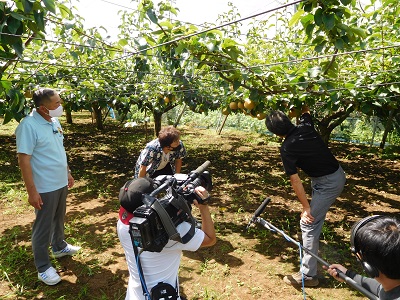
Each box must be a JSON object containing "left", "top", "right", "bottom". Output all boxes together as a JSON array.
[
  {"left": 325, "top": 215, "right": 400, "bottom": 300},
  {"left": 265, "top": 106, "right": 346, "bottom": 287}
]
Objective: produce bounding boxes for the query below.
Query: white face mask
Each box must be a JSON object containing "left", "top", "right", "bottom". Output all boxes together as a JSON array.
[{"left": 44, "top": 105, "right": 63, "bottom": 118}]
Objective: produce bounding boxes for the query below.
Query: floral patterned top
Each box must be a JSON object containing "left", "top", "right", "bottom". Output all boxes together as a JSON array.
[{"left": 134, "top": 138, "right": 186, "bottom": 178}]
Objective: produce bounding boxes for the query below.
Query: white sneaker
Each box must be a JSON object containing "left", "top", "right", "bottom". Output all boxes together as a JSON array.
[
  {"left": 52, "top": 244, "right": 81, "bottom": 258},
  {"left": 38, "top": 266, "right": 61, "bottom": 285}
]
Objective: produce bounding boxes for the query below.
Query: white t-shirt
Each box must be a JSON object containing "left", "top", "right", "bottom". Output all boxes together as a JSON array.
[
  {"left": 156, "top": 152, "right": 170, "bottom": 170},
  {"left": 117, "top": 219, "right": 204, "bottom": 300}
]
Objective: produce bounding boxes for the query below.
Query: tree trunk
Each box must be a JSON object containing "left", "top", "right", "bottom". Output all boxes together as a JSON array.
[
  {"left": 153, "top": 111, "right": 163, "bottom": 137},
  {"left": 317, "top": 124, "right": 334, "bottom": 145},
  {"left": 380, "top": 109, "right": 395, "bottom": 149},
  {"left": 316, "top": 106, "right": 355, "bottom": 145},
  {"left": 92, "top": 102, "right": 104, "bottom": 130},
  {"left": 65, "top": 108, "right": 72, "bottom": 124}
]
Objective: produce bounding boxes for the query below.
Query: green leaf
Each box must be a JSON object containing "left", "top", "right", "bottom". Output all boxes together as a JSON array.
[
  {"left": 334, "top": 38, "right": 344, "bottom": 49},
  {"left": 222, "top": 38, "right": 237, "bottom": 49},
  {"left": 118, "top": 38, "right": 128, "bottom": 47},
  {"left": 17, "top": 94, "right": 25, "bottom": 112},
  {"left": 146, "top": 9, "right": 158, "bottom": 24},
  {"left": 70, "top": 51, "right": 78, "bottom": 60},
  {"left": 7, "top": 16, "right": 21, "bottom": 34},
  {"left": 1, "top": 28, "right": 19, "bottom": 45},
  {"left": 58, "top": 4, "right": 72, "bottom": 19},
  {"left": 322, "top": 12, "right": 335, "bottom": 30},
  {"left": 34, "top": 10, "right": 45, "bottom": 32},
  {"left": 289, "top": 9, "right": 304, "bottom": 27},
  {"left": 53, "top": 46, "right": 66, "bottom": 57},
  {"left": 158, "top": 21, "right": 174, "bottom": 30},
  {"left": 233, "top": 79, "right": 241, "bottom": 91},
  {"left": 9, "top": 12, "right": 24, "bottom": 21},
  {"left": 21, "top": 0, "right": 34, "bottom": 13},
  {"left": 382, "top": 0, "right": 398, "bottom": 6},
  {"left": 350, "top": 27, "right": 367, "bottom": 39},
  {"left": 303, "top": 2, "right": 313, "bottom": 12},
  {"left": 42, "top": 0, "right": 56, "bottom": 14},
  {"left": 175, "top": 43, "right": 186, "bottom": 55},
  {"left": 312, "top": 36, "right": 325, "bottom": 44},
  {"left": 305, "top": 23, "right": 315, "bottom": 37},
  {"left": 223, "top": 46, "right": 239, "bottom": 60},
  {"left": 300, "top": 14, "right": 314, "bottom": 27},
  {"left": 11, "top": 40, "right": 24, "bottom": 57},
  {"left": 314, "top": 41, "right": 326, "bottom": 53},
  {"left": 60, "top": 21, "right": 73, "bottom": 31},
  {"left": 3, "top": 109, "right": 13, "bottom": 124},
  {"left": 1, "top": 80, "right": 12, "bottom": 91},
  {"left": 253, "top": 67, "right": 263, "bottom": 75},
  {"left": 340, "top": 0, "right": 352, "bottom": 5},
  {"left": 314, "top": 8, "right": 323, "bottom": 26}
]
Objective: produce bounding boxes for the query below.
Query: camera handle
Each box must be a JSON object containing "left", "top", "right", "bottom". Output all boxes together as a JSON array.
[
  {"left": 149, "top": 178, "right": 175, "bottom": 197},
  {"left": 249, "top": 200, "right": 379, "bottom": 300}
]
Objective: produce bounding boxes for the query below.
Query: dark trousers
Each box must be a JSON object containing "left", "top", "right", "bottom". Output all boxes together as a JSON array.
[
  {"left": 32, "top": 186, "right": 68, "bottom": 272},
  {"left": 151, "top": 163, "right": 173, "bottom": 178}
]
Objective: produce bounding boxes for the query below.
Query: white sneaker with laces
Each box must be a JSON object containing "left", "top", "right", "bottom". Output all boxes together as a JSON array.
[
  {"left": 52, "top": 244, "right": 81, "bottom": 258},
  {"left": 38, "top": 266, "right": 61, "bottom": 285}
]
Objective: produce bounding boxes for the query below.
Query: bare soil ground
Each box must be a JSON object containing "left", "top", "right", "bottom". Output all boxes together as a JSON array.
[{"left": 1, "top": 116, "right": 399, "bottom": 300}]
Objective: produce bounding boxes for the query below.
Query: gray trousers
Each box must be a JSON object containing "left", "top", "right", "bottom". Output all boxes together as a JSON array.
[
  {"left": 300, "top": 165, "right": 346, "bottom": 277},
  {"left": 32, "top": 186, "right": 68, "bottom": 273}
]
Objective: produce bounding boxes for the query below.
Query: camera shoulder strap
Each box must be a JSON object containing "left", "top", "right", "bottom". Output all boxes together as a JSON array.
[
  {"left": 150, "top": 199, "right": 182, "bottom": 243},
  {"left": 132, "top": 244, "right": 151, "bottom": 300}
]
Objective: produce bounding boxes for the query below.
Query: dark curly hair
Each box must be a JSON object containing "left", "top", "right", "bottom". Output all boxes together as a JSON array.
[{"left": 158, "top": 126, "right": 181, "bottom": 148}]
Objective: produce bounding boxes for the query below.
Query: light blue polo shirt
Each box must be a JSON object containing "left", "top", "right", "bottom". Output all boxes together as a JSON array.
[{"left": 15, "top": 109, "right": 68, "bottom": 193}]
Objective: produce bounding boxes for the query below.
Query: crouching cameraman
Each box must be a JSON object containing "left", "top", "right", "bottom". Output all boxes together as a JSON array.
[{"left": 117, "top": 177, "right": 216, "bottom": 300}]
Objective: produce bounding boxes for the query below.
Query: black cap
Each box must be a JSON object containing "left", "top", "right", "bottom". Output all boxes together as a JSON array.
[{"left": 119, "top": 177, "right": 154, "bottom": 212}]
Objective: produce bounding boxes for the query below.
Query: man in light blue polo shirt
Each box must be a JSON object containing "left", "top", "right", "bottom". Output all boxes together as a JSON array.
[{"left": 16, "top": 88, "right": 81, "bottom": 286}]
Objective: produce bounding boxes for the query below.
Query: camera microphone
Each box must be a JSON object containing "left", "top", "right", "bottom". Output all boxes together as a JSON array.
[
  {"left": 177, "top": 161, "right": 211, "bottom": 193},
  {"left": 190, "top": 160, "right": 211, "bottom": 179},
  {"left": 246, "top": 198, "right": 271, "bottom": 230}
]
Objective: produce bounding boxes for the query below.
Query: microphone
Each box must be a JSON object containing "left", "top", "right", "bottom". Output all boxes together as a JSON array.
[
  {"left": 177, "top": 161, "right": 211, "bottom": 193},
  {"left": 246, "top": 198, "right": 271, "bottom": 230},
  {"left": 189, "top": 161, "right": 211, "bottom": 179}
]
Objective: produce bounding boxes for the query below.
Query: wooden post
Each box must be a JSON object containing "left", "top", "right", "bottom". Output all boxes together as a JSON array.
[
  {"left": 174, "top": 103, "right": 187, "bottom": 128},
  {"left": 217, "top": 114, "right": 228, "bottom": 135}
]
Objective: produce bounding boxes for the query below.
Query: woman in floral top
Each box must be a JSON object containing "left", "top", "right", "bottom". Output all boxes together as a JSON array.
[{"left": 134, "top": 126, "right": 187, "bottom": 178}]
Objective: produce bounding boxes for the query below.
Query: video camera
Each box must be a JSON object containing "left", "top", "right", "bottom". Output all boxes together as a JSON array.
[{"left": 129, "top": 161, "right": 212, "bottom": 253}]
